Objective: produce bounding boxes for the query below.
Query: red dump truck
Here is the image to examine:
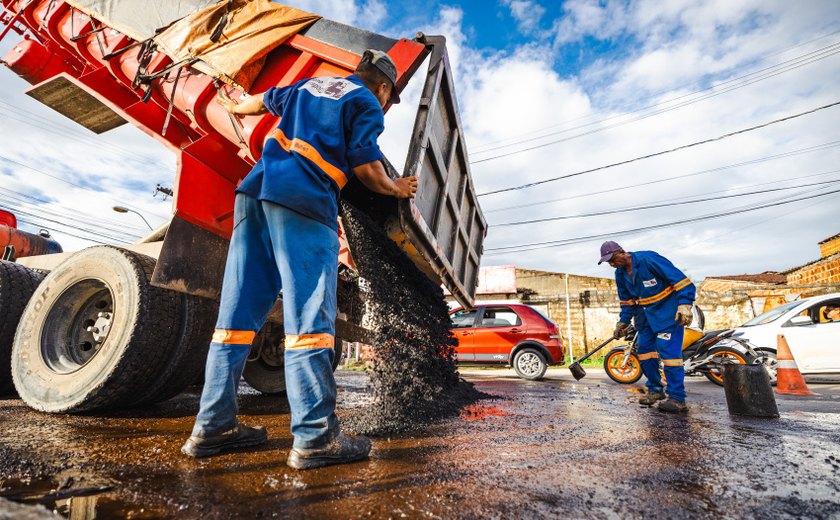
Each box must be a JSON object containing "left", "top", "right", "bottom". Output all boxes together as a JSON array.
[{"left": 0, "top": 0, "right": 486, "bottom": 412}]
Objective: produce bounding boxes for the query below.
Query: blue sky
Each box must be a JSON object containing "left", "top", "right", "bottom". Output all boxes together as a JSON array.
[{"left": 2, "top": 0, "right": 840, "bottom": 280}]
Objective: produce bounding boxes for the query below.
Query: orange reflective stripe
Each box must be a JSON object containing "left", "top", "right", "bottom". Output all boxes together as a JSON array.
[
  {"left": 638, "top": 286, "right": 674, "bottom": 306},
  {"left": 637, "top": 352, "right": 660, "bottom": 361},
  {"left": 212, "top": 329, "right": 256, "bottom": 344},
  {"left": 285, "top": 333, "right": 334, "bottom": 350},
  {"left": 620, "top": 299, "right": 639, "bottom": 306},
  {"left": 672, "top": 277, "right": 692, "bottom": 291},
  {"left": 662, "top": 358, "right": 683, "bottom": 367},
  {"left": 269, "top": 128, "right": 348, "bottom": 188}
]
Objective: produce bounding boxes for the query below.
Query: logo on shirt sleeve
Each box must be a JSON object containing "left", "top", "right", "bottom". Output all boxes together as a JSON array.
[
  {"left": 643, "top": 278, "right": 658, "bottom": 288},
  {"left": 300, "top": 77, "right": 361, "bottom": 100}
]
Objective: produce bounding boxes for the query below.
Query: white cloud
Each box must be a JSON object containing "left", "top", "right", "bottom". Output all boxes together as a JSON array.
[
  {"left": 502, "top": 0, "right": 547, "bottom": 33},
  {"left": 2, "top": 0, "right": 839, "bottom": 284},
  {"left": 551, "top": 0, "right": 630, "bottom": 45},
  {"left": 288, "top": 0, "right": 388, "bottom": 30}
]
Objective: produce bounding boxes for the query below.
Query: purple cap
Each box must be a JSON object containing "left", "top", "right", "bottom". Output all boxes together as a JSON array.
[{"left": 598, "top": 241, "right": 623, "bottom": 264}]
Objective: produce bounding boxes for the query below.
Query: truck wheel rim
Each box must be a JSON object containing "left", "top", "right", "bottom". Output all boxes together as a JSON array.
[
  {"left": 40, "top": 279, "right": 114, "bottom": 374},
  {"left": 517, "top": 352, "right": 541, "bottom": 376}
]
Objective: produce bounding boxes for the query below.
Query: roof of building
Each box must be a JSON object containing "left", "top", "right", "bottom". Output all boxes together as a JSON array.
[
  {"left": 818, "top": 232, "right": 840, "bottom": 245},
  {"left": 782, "top": 250, "right": 840, "bottom": 274},
  {"left": 704, "top": 271, "right": 787, "bottom": 284}
]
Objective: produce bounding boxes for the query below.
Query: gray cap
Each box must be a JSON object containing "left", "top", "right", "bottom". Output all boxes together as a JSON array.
[
  {"left": 361, "top": 49, "right": 400, "bottom": 104},
  {"left": 598, "top": 241, "right": 624, "bottom": 264}
]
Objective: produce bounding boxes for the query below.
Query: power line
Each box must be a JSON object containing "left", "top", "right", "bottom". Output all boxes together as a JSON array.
[
  {"left": 10, "top": 205, "right": 139, "bottom": 244},
  {"left": 690, "top": 191, "right": 840, "bottom": 252},
  {"left": 469, "top": 29, "right": 840, "bottom": 153},
  {"left": 0, "top": 188, "right": 149, "bottom": 236},
  {"left": 0, "top": 196, "right": 147, "bottom": 240},
  {"left": 470, "top": 39, "right": 840, "bottom": 156},
  {"left": 0, "top": 100, "right": 172, "bottom": 171},
  {"left": 0, "top": 153, "right": 170, "bottom": 220},
  {"left": 492, "top": 175, "right": 840, "bottom": 227},
  {"left": 477, "top": 100, "right": 840, "bottom": 196},
  {"left": 485, "top": 186, "right": 840, "bottom": 254},
  {"left": 483, "top": 140, "right": 840, "bottom": 214},
  {"left": 16, "top": 217, "right": 110, "bottom": 246}
]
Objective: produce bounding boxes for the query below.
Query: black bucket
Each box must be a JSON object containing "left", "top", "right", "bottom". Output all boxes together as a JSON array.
[
  {"left": 569, "top": 362, "right": 586, "bottom": 380},
  {"left": 722, "top": 363, "right": 779, "bottom": 418}
]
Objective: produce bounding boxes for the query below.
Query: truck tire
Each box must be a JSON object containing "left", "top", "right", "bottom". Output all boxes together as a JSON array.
[
  {"left": 243, "top": 327, "right": 344, "bottom": 395},
  {"left": 243, "top": 323, "right": 286, "bottom": 395},
  {"left": 0, "top": 261, "right": 46, "bottom": 395},
  {"left": 132, "top": 295, "right": 218, "bottom": 405},
  {"left": 11, "top": 247, "right": 181, "bottom": 412}
]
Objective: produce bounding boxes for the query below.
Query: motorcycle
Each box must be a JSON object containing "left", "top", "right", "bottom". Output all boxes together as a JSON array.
[{"left": 603, "top": 326, "right": 762, "bottom": 387}]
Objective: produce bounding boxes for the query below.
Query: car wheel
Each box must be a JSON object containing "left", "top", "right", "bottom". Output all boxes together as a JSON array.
[
  {"left": 513, "top": 347, "right": 547, "bottom": 380},
  {"left": 754, "top": 348, "right": 777, "bottom": 386}
]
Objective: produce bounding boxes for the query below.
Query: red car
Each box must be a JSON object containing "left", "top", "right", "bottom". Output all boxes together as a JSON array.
[{"left": 449, "top": 303, "right": 566, "bottom": 380}]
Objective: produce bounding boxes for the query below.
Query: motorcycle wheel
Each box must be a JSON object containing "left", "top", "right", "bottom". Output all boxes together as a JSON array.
[
  {"left": 704, "top": 346, "right": 755, "bottom": 386},
  {"left": 604, "top": 348, "right": 642, "bottom": 384}
]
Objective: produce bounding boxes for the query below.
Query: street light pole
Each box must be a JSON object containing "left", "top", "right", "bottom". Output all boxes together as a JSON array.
[{"left": 112, "top": 206, "right": 153, "bottom": 230}]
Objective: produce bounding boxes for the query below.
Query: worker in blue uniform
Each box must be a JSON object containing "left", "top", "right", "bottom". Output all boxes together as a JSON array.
[
  {"left": 599, "top": 241, "right": 696, "bottom": 413},
  {"left": 181, "top": 50, "right": 418, "bottom": 469}
]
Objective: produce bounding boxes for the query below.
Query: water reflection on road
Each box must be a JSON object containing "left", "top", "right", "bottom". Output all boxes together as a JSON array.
[{"left": 1, "top": 371, "right": 839, "bottom": 518}]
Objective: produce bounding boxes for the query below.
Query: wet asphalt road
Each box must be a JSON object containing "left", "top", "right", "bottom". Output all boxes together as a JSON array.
[{"left": 1, "top": 369, "right": 839, "bottom": 519}]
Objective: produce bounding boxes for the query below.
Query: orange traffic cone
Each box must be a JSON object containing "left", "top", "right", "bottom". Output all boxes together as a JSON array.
[{"left": 775, "top": 334, "right": 818, "bottom": 396}]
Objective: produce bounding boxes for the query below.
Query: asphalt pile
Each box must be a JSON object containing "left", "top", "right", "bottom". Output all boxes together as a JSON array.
[{"left": 339, "top": 201, "right": 485, "bottom": 435}]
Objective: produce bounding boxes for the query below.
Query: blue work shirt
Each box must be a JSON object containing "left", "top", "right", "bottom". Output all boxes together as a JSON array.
[
  {"left": 615, "top": 251, "right": 696, "bottom": 333},
  {"left": 236, "top": 75, "right": 385, "bottom": 230}
]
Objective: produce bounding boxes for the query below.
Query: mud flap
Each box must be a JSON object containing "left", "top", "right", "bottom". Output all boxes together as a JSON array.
[{"left": 151, "top": 216, "right": 229, "bottom": 299}]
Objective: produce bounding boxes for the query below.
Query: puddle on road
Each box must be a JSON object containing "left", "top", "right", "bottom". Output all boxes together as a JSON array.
[
  {"left": 2, "top": 375, "right": 840, "bottom": 518},
  {"left": 0, "top": 476, "right": 158, "bottom": 519}
]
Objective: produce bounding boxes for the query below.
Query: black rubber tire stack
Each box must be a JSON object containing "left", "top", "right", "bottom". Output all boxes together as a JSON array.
[
  {"left": 12, "top": 247, "right": 182, "bottom": 412},
  {"left": 132, "top": 295, "right": 219, "bottom": 406},
  {"left": 0, "top": 260, "right": 46, "bottom": 395}
]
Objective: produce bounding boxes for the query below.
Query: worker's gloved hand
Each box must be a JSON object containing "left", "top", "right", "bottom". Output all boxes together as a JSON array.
[
  {"left": 675, "top": 304, "right": 693, "bottom": 327},
  {"left": 613, "top": 322, "right": 629, "bottom": 340}
]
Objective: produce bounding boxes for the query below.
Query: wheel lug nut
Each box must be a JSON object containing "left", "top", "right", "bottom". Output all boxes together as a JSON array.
[
  {"left": 97, "top": 312, "right": 111, "bottom": 319},
  {"left": 87, "top": 326, "right": 99, "bottom": 333}
]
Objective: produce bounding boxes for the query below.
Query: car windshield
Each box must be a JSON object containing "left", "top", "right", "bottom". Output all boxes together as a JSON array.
[
  {"left": 741, "top": 300, "right": 802, "bottom": 327},
  {"left": 450, "top": 309, "right": 477, "bottom": 328}
]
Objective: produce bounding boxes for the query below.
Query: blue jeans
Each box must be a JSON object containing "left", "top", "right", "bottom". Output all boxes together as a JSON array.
[
  {"left": 191, "top": 193, "right": 340, "bottom": 449},
  {"left": 636, "top": 322, "right": 686, "bottom": 402}
]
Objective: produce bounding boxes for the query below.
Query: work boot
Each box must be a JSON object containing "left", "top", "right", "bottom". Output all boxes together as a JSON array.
[
  {"left": 287, "top": 432, "right": 371, "bottom": 470},
  {"left": 181, "top": 423, "right": 268, "bottom": 458},
  {"left": 657, "top": 398, "right": 689, "bottom": 414},
  {"left": 638, "top": 391, "right": 666, "bottom": 406}
]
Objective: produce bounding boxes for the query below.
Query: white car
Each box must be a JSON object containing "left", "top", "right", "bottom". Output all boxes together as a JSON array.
[{"left": 732, "top": 292, "right": 840, "bottom": 376}]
